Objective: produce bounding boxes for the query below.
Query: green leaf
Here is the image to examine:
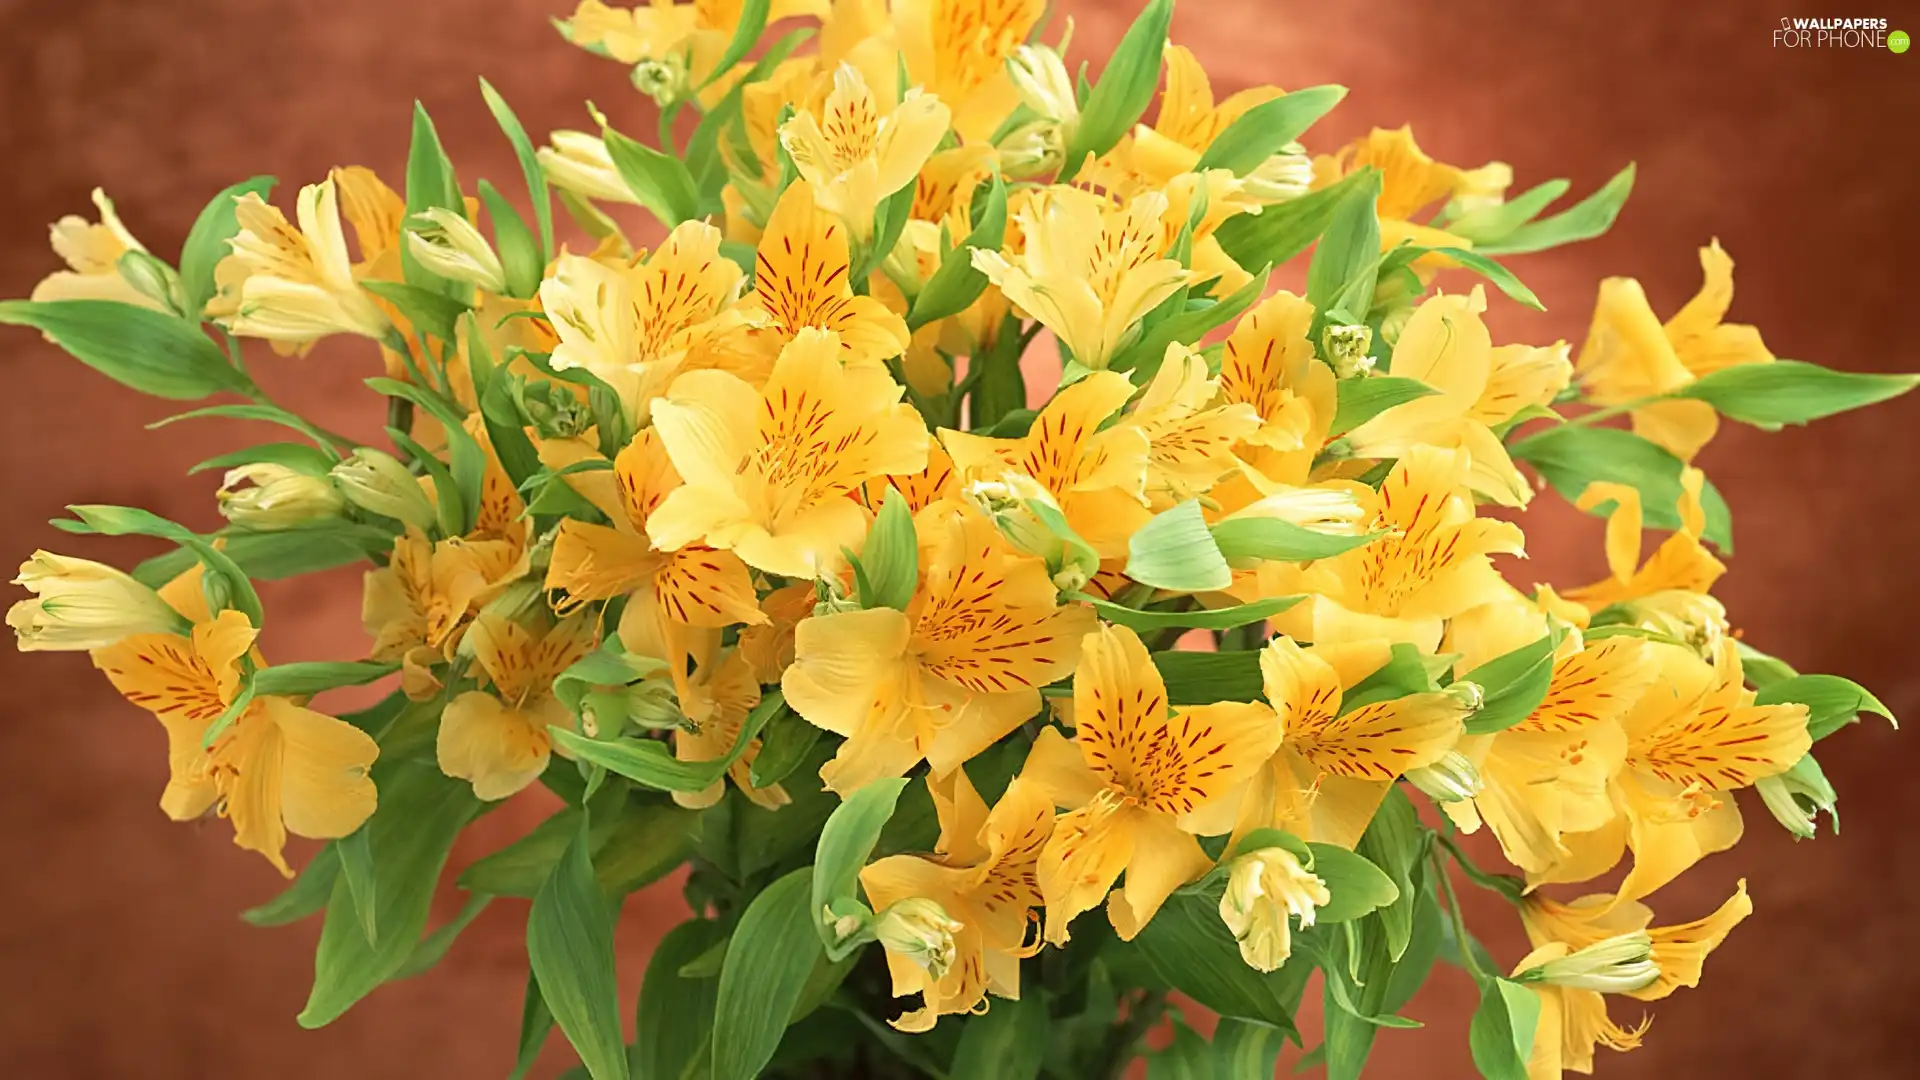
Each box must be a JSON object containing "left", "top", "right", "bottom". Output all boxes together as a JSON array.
[
  {"left": 240, "top": 844, "right": 340, "bottom": 926},
  {"left": 1339, "top": 643, "right": 1441, "bottom": 712},
  {"left": 1196, "top": 85, "right": 1347, "bottom": 174},
  {"left": 337, "top": 826, "right": 380, "bottom": 945},
  {"left": 479, "top": 179, "right": 544, "bottom": 299},
  {"left": 907, "top": 173, "right": 1008, "bottom": 330},
  {"left": 461, "top": 807, "right": 584, "bottom": 898},
  {"left": 1155, "top": 650, "right": 1264, "bottom": 705},
  {"left": 552, "top": 692, "right": 785, "bottom": 792},
  {"left": 1214, "top": 168, "right": 1374, "bottom": 272},
  {"left": 1128, "top": 500, "right": 1233, "bottom": 592},
  {"left": 1441, "top": 178, "right": 1572, "bottom": 246},
  {"left": 1130, "top": 890, "right": 1299, "bottom": 1033},
  {"left": 594, "top": 801, "right": 696, "bottom": 898},
  {"left": 1087, "top": 594, "right": 1301, "bottom": 633},
  {"left": 812, "top": 777, "right": 909, "bottom": 952},
  {"left": 189, "top": 441, "right": 336, "bottom": 476},
  {"left": 1418, "top": 247, "right": 1544, "bottom": 310},
  {"left": 712, "top": 867, "right": 825, "bottom": 1080},
  {"left": 749, "top": 708, "right": 823, "bottom": 788},
  {"left": 633, "top": 919, "right": 728, "bottom": 1080},
  {"left": 699, "top": 0, "right": 770, "bottom": 90},
  {"left": 394, "top": 893, "right": 492, "bottom": 980},
  {"left": 1211, "top": 517, "right": 1380, "bottom": 563},
  {"left": 1755, "top": 673, "right": 1895, "bottom": 742},
  {"left": 1111, "top": 266, "right": 1270, "bottom": 379},
  {"left": 178, "top": 175, "right": 275, "bottom": 317},
  {"left": 1677, "top": 359, "right": 1919, "bottom": 427},
  {"left": 603, "top": 125, "right": 701, "bottom": 225},
  {"left": 949, "top": 991, "right": 1047, "bottom": 1080},
  {"left": 1509, "top": 423, "right": 1733, "bottom": 550},
  {"left": 1475, "top": 164, "right": 1634, "bottom": 256},
  {"left": 859, "top": 182, "right": 917, "bottom": 284},
  {"left": 1356, "top": 788, "right": 1424, "bottom": 960},
  {"left": 402, "top": 102, "right": 466, "bottom": 297},
  {"left": 1307, "top": 844, "right": 1400, "bottom": 923},
  {"left": 149, "top": 401, "right": 342, "bottom": 453},
  {"left": 859, "top": 488, "right": 919, "bottom": 613},
  {"left": 252, "top": 660, "right": 398, "bottom": 698},
  {"left": 1735, "top": 639, "right": 1798, "bottom": 688},
  {"left": 57, "top": 504, "right": 263, "bottom": 627},
  {"left": 509, "top": 972, "right": 554, "bottom": 1080},
  {"left": 1329, "top": 375, "right": 1438, "bottom": 437},
  {"left": 1209, "top": 1017, "right": 1286, "bottom": 1079},
  {"left": 1305, "top": 169, "right": 1381, "bottom": 316},
  {"left": 0, "top": 299, "right": 252, "bottom": 400},
  {"left": 529, "top": 818, "right": 629, "bottom": 1080},
  {"left": 1461, "top": 633, "right": 1557, "bottom": 735},
  {"left": 1059, "top": 0, "right": 1174, "bottom": 182},
  {"left": 360, "top": 280, "right": 470, "bottom": 344},
  {"left": 1468, "top": 976, "right": 1541, "bottom": 1080},
  {"left": 132, "top": 522, "right": 392, "bottom": 587},
  {"left": 299, "top": 763, "right": 482, "bottom": 1027},
  {"left": 368, "top": 376, "right": 487, "bottom": 533},
  {"left": 1147, "top": 1016, "right": 1216, "bottom": 1080},
  {"left": 479, "top": 79, "right": 555, "bottom": 260}
]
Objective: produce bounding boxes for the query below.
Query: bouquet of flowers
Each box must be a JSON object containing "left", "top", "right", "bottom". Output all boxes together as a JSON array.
[{"left": 6, "top": 1, "right": 1912, "bottom": 1077}]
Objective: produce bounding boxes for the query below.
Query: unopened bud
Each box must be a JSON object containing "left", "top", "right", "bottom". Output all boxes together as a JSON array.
[
  {"left": 1407, "top": 750, "right": 1484, "bottom": 803},
  {"left": 537, "top": 130, "right": 640, "bottom": 205},
  {"left": 116, "top": 249, "right": 185, "bottom": 316},
  {"left": 1244, "top": 145, "right": 1314, "bottom": 203},
  {"left": 1322, "top": 324, "right": 1375, "bottom": 379},
  {"left": 1757, "top": 754, "right": 1837, "bottom": 840},
  {"left": 217, "top": 463, "right": 345, "bottom": 530},
  {"left": 1619, "top": 590, "right": 1729, "bottom": 660},
  {"left": 1218, "top": 846, "right": 1329, "bottom": 973},
  {"left": 999, "top": 120, "right": 1066, "bottom": 181},
  {"left": 1006, "top": 45, "right": 1078, "bottom": 128},
  {"left": 405, "top": 209, "right": 508, "bottom": 294},
  {"left": 331, "top": 448, "right": 439, "bottom": 531},
  {"left": 7, "top": 552, "right": 188, "bottom": 651},
  {"left": 872, "top": 898, "right": 964, "bottom": 980},
  {"left": 1518, "top": 932, "right": 1660, "bottom": 994},
  {"left": 630, "top": 54, "right": 690, "bottom": 107}
]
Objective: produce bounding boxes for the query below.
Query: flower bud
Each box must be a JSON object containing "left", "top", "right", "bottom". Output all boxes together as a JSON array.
[
  {"left": 116, "top": 249, "right": 185, "bottom": 316},
  {"left": 1757, "top": 754, "right": 1837, "bottom": 840},
  {"left": 999, "top": 120, "right": 1066, "bottom": 181},
  {"left": 405, "top": 209, "right": 509, "bottom": 294},
  {"left": 7, "top": 552, "right": 187, "bottom": 651},
  {"left": 537, "top": 130, "right": 640, "bottom": 205},
  {"left": 630, "top": 54, "right": 690, "bottom": 107},
  {"left": 1006, "top": 45, "right": 1078, "bottom": 128},
  {"left": 1244, "top": 145, "right": 1315, "bottom": 203},
  {"left": 1443, "top": 680, "right": 1486, "bottom": 713},
  {"left": 963, "top": 473, "right": 1098, "bottom": 592},
  {"left": 1218, "top": 846, "right": 1330, "bottom": 973},
  {"left": 217, "top": 463, "right": 345, "bottom": 531},
  {"left": 1407, "top": 750, "right": 1485, "bottom": 803},
  {"left": 1518, "top": 932, "right": 1660, "bottom": 994},
  {"left": 1618, "top": 589, "right": 1729, "bottom": 660},
  {"left": 331, "top": 448, "right": 439, "bottom": 531},
  {"left": 872, "top": 898, "right": 964, "bottom": 980},
  {"left": 1321, "top": 324, "right": 1376, "bottom": 379}
]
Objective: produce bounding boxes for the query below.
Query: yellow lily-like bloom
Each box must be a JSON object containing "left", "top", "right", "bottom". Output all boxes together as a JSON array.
[
  {"left": 1272, "top": 445, "right": 1526, "bottom": 649},
  {"left": 29, "top": 188, "right": 167, "bottom": 311},
  {"left": 1576, "top": 241, "right": 1773, "bottom": 461},
  {"left": 860, "top": 766, "right": 1054, "bottom": 1030},
  {"left": 1129, "top": 45, "right": 1310, "bottom": 202},
  {"left": 362, "top": 527, "right": 522, "bottom": 697},
  {"left": 1217, "top": 845, "right": 1331, "bottom": 972},
  {"left": 741, "top": 181, "right": 911, "bottom": 363},
  {"left": 1123, "top": 343, "right": 1264, "bottom": 506},
  {"left": 1346, "top": 288, "right": 1564, "bottom": 507},
  {"left": 782, "top": 506, "right": 1095, "bottom": 791},
  {"left": 332, "top": 447, "right": 441, "bottom": 532},
  {"left": 865, "top": 437, "right": 961, "bottom": 516},
  {"left": 1023, "top": 624, "right": 1279, "bottom": 943},
  {"left": 1313, "top": 126, "right": 1508, "bottom": 253},
  {"left": 91, "top": 571, "right": 377, "bottom": 876},
  {"left": 1214, "top": 291, "right": 1337, "bottom": 488},
  {"left": 893, "top": 0, "right": 1046, "bottom": 143},
  {"left": 971, "top": 186, "right": 1189, "bottom": 370},
  {"left": 210, "top": 177, "right": 391, "bottom": 348},
  {"left": 780, "top": 62, "right": 952, "bottom": 240},
  {"left": 1535, "top": 643, "right": 1808, "bottom": 902},
  {"left": 1234, "top": 636, "right": 1468, "bottom": 849},
  {"left": 1514, "top": 883, "right": 1752, "bottom": 1078},
  {"left": 538, "top": 220, "right": 755, "bottom": 421},
  {"left": 647, "top": 327, "right": 930, "bottom": 578},
  {"left": 562, "top": 0, "right": 828, "bottom": 105},
  {"left": 1563, "top": 469, "right": 1726, "bottom": 611},
  {"left": 9, "top": 551, "right": 186, "bottom": 652},
  {"left": 940, "top": 370, "right": 1151, "bottom": 558},
  {"left": 404, "top": 208, "right": 508, "bottom": 294},
  {"left": 438, "top": 613, "right": 598, "bottom": 800},
  {"left": 674, "top": 644, "right": 788, "bottom": 810},
  {"left": 538, "top": 130, "right": 643, "bottom": 205},
  {"left": 216, "top": 463, "right": 345, "bottom": 531}
]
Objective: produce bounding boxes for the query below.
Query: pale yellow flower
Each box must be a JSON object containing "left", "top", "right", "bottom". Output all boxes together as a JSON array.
[
  {"left": 211, "top": 178, "right": 391, "bottom": 347},
  {"left": 779, "top": 62, "right": 952, "bottom": 239},
  {"left": 9, "top": 552, "right": 186, "bottom": 652},
  {"left": 29, "top": 188, "right": 165, "bottom": 311}
]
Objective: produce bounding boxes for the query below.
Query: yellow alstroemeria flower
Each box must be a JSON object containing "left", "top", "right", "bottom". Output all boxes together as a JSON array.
[
  {"left": 439, "top": 613, "right": 598, "bottom": 800},
  {"left": 1272, "top": 444, "right": 1526, "bottom": 650},
  {"left": 538, "top": 130, "right": 643, "bottom": 205},
  {"left": 1024, "top": 624, "right": 1279, "bottom": 943},
  {"left": 91, "top": 571, "right": 377, "bottom": 876},
  {"left": 1535, "top": 642, "right": 1808, "bottom": 902},
  {"left": 1126, "top": 45, "right": 1311, "bottom": 203},
  {"left": 647, "top": 327, "right": 930, "bottom": 578},
  {"left": 562, "top": 0, "right": 828, "bottom": 105},
  {"left": 539, "top": 219, "right": 756, "bottom": 421},
  {"left": 780, "top": 62, "right": 952, "bottom": 240},
  {"left": 865, "top": 437, "right": 961, "bottom": 516},
  {"left": 29, "top": 188, "right": 166, "bottom": 311},
  {"left": 1563, "top": 469, "right": 1726, "bottom": 612},
  {"left": 940, "top": 370, "right": 1151, "bottom": 558},
  {"left": 783, "top": 505, "right": 1095, "bottom": 791},
  {"left": 1213, "top": 290, "right": 1337, "bottom": 490},
  {"left": 1122, "top": 343, "right": 1263, "bottom": 506},
  {"left": 362, "top": 527, "right": 522, "bottom": 697},
  {"left": 860, "top": 766, "right": 1053, "bottom": 1030},
  {"left": 1313, "top": 126, "right": 1509, "bottom": 254},
  {"left": 209, "top": 177, "right": 391, "bottom": 348},
  {"left": 1236, "top": 635, "right": 1468, "bottom": 849},
  {"left": 1346, "top": 288, "right": 1565, "bottom": 507},
  {"left": 1514, "top": 883, "right": 1752, "bottom": 1079},
  {"left": 741, "top": 181, "right": 911, "bottom": 364},
  {"left": 674, "top": 643, "right": 789, "bottom": 810},
  {"left": 893, "top": 0, "right": 1046, "bottom": 143},
  {"left": 971, "top": 186, "right": 1189, "bottom": 371},
  {"left": 1576, "top": 240, "right": 1773, "bottom": 461},
  {"left": 9, "top": 551, "right": 186, "bottom": 651}
]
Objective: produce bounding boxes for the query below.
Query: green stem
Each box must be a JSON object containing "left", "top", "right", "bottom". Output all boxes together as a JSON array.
[
  {"left": 1432, "top": 831, "right": 1525, "bottom": 902},
  {"left": 1431, "top": 847, "right": 1487, "bottom": 982},
  {"left": 238, "top": 382, "right": 360, "bottom": 456},
  {"left": 1561, "top": 394, "right": 1665, "bottom": 428}
]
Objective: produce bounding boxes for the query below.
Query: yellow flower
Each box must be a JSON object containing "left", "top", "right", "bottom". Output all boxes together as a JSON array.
[
  {"left": 1235, "top": 636, "right": 1467, "bottom": 849},
  {"left": 1123, "top": 343, "right": 1264, "bottom": 506},
  {"left": 331, "top": 448, "right": 441, "bottom": 532},
  {"left": 1217, "top": 845, "right": 1330, "bottom": 972},
  {"left": 538, "top": 130, "right": 642, "bottom": 205},
  {"left": 538, "top": 220, "right": 755, "bottom": 421},
  {"left": 9, "top": 551, "right": 186, "bottom": 652},
  {"left": 216, "top": 464, "right": 345, "bottom": 531},
  {"left": 1214, "top": 291, "right": 1337, "bottom": 486},
  {"left": 1576, "top": 241, "right": 1773, "bottom": 461},
  {"left": 29, "top": 188, "right": 166, "bottom": 311},
  {"left": 1534, "top": 643, "right": 1808, "bottom": 902},
  {"left": 647, "top": 327, "right": 929, "bottom": 578},
  {"left": 438, "top": 613, "right": 598, "bottom": 800},
  {"left": 1129, "top": 45, "right": 1310, "bottom": 202},
  {"left": 782, "top": 505, "right": 1095, "bottom": 792},
  {"left": 1514, "top": 883, "right": 1751, "bottom": 1078},
  {"left": 940, "top": 370, "right": 1151, "bottom": 558},
  {"left": 893, "top": 0, "right": 1047, "bottom": 143},
  {"left": 674, "top": 644, "right": 788, "bottom": 810},
  {"left": 561, "top": 0, "right": 827, "bottom": 104},
  {"left": 362, "top": 527, "right": 522, "bottom": 697},
  {"left": 1272, "top": 445, "right": 1526, "bottom": 649},
  {"left": 780, "top": 62, "right": 952, "bottom": 239},
  {"left": 1023, "top": 624, "right": 1279, "bottom": 943},
  {"left": 1346, "top": 288, "right": 1559, "bottom": 507},
  {"left": 741, "top": 181, "right": 911, "bottom": 364},
  {"left": 91, "top": 573, "right": 376, "bottom": 876},
  {"left": 1313, "top": 126, "right": 1507, "bottom": 254},
  {"left": 404, "top": 208, "right": 507, "bottom": 293},
  {"left": 1563, "top": 468, "right": 1726, "bottom": 611},
  {"left": 210, "top": 177, "right": 391, "bottom": 347},
  {"left": 971, "top": 186, "right": 1189, "bottom": 370},
  {"left": 860, "top": 766, "right": 1054, "bottom": 1030}
]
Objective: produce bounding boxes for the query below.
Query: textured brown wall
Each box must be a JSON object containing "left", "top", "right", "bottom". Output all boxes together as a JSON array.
[{"left": 2, "top": 1, "right": 1916, "bottom": 1076}]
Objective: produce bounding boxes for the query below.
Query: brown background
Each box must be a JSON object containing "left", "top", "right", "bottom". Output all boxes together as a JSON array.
[{"left": 2, "top": 0, "right": 1917, "bottom": 1076}]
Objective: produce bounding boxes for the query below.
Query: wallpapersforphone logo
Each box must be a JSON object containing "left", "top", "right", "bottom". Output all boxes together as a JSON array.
[{"left": 1773, "top": 16, "right": 1905, "bottom": 49}]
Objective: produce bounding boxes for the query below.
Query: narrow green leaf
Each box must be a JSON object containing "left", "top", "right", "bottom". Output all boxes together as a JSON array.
[
  {"left": 480, "top": 179, "right": 543, "bottom": 299},
  {"left": 360, "top": 280, "right": 470, "bottom": 343},
  {"left": 1510, "top": 424, "right": 1734, "bottom": 550},
  {"left": 1475, "top": 164, "right": 1635, "bottom": 256},
  {"left": 510, "top": 971, "right": 554, "bottom": 1080},
  {"left": 132, "top": 522, "right": 392, "bottom": 587},
  {"left": 252, "top": 660, "right": 399, "bottom": 698},
  {"left": 603, "top": 125, "right": 701, "bottom": 225},
  {"left": 402, "top": 102, "right": 466, "bottom": 297},
  {"left": 0, "top": 299, "right": 252, "bottom": 400},
  {"left": 1059, "top": 0, "right": 1174, "bottom": 181},
  {"left": 949, "top": 992, "right": 1048, "bottom": 1080},
  {"left": 1441, "top": 178, "right": 1572, "bottom": 245},
  {"left": 1677, "top": 359, "right": 1919, "bottom": 427},
  {"left": 1127, "top": 500, "right": 1233, "bottom": 592},
  {"left": 633, "top": 919, "right": 728, "bottom": 1080},
  {"left": 1755, "top": 673, "right": 1895, "bottom": 742},
  {"left": 1112, "top": 266, "right": 1271, "bottom": 378},
  {"left": 58, "top": 504, "right": 263, "bottom": 627},
  {"left": 907, "top": 173, "right": 1008, "bottom": 330},
  {"left": 337, "top": 826, "right": 380, "bottom": 946},
  {"left": 1155, "top": 650, "right": 1264, "bottom": 705},
  {"left": 593, "top": 801, "right": 695, "bottom": 898},
  {"left": 712, "top": 867, "right": 825, "bottom": 1080},
  {"left": 1211, "top": 517, "right": 1380, "bottom": 563},
  {"left": 529, "top": 818, "right": 629, "bottom": 1080},
  {"left": 1196, "top": 85, "right": 1347, "bottom": 174},
  {"left": 699, "top": 0, "right": 770, "bottom": 90},
  {"left": 178, "top": 175, "right": 276, "bottom": 317},
  {"left": 1355, "top": 788, "right": 1423, "bottom": 960},
  {"left": 749, "top": 708, "right": 824, "bottom": 788},
  {"left": 812, "top": 778, "right": 910, "bottom": 951},
  {"left": 479, "top": 78, "right": 555, "bottom": 259},
  {"left": 1307, "top": 844, "right": 1400, "bottom": 923},
  {"left": 859, "top": 488, "right": 919, "bottom": 613},
  {"left": 1214, "top": 168, "right": 1373, "bottom": 272},
  {"left": 240, "top": 844, "right": 340, "bottom": 927},
  {"left": 1461, "top": 634, "right": 1557, "bottom": 735},
  {"left": 1210, "top": 1017, "right": 1286, "bottom": 1079},
  {"left": 188, "top": 441, "right": 336, "bottom": 477},
  {"left": 149, "top": 401, "right": 341, "bottom": 453},
  {"left": 552, "top": 692, "right": 785, "bottom": 792},
  {"left": 1419, "top": 247, "right": 1544, "bottom": 310},
  {"left": 1305, "top": 169, "right": 1382, "bottom": 315},
  {"left": 1329, "top": 376, "right": 1438, "bottom": 436},
  {"left": 1086, "top": 594, "right": 1301, "bottom": 633},
  {"left": 394, "top": 893, "right": 492, "bottom": 980},
  {"left": 1468, "top": 976, "right": 1541, "bottom": 1080}
]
